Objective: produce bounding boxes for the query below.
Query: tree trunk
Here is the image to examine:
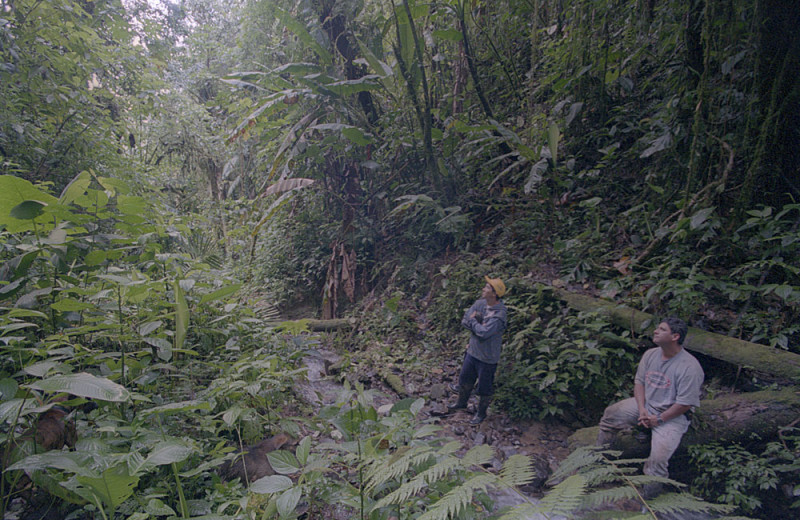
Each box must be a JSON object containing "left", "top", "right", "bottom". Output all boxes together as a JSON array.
[
  {"left": 530, "top": 283, "right": 800, "bottom": 380},
  {"left": 569, "top": 387, "right": 800, "bottom": 455}
]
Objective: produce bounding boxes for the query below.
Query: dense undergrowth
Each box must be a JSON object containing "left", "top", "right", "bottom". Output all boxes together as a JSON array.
[{"left": 2, "top": 0, "right": 800, "bottom": 517}]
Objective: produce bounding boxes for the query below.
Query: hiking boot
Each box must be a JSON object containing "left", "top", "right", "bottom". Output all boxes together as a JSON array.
[
  {"left": 448, "top": 384, "right": 473, "bottom": 411},
  {"left": 469, "top": 395, "right": 490, "bottom": 424}
]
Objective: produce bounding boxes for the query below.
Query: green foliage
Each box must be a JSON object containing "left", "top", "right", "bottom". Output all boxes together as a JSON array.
[
  {"left": 690, "top": 429, "right": 800, "bottom": 514},
  {"left": 496, "top": 290, "right": 637, "bottom": 421}
]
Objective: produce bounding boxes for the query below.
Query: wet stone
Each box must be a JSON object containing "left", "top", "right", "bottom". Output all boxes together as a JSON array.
[{"left": 429, "top": 383, "right": 446, "bottom": 400}]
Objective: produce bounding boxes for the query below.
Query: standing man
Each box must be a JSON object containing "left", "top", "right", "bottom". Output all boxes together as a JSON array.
[
  {"left": 596, "top": 317, "right": 704, "bottom": 497},
  {"left": 449, "top": 276, "right": 508, "bottom": 424}
]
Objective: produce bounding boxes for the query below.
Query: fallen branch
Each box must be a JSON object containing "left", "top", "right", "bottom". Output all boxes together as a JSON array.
[{"left": 533, "top": 283, "right": 800, "bottom": 380}]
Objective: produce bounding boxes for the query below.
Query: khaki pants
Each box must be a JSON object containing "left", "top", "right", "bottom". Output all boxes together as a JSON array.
[{"left": 597, "top": 397, "right": 690, "bottom": 478}]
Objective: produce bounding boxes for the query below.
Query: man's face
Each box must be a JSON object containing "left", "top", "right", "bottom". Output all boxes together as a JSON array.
[
  {"left": 653, "top": 321, "right": 677, "bottom": 346},
  {"left": 482, "top": 283, "right": 496, "bottom": 300}
]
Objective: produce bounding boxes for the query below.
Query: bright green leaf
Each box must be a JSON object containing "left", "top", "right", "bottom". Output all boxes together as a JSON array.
[
  {"left": 199, "top": 284, "right": 241, "bottom": 304},
  {"left": 267, "top": 450, "right": 301, "bottom": 475},
  {"left": 10, "top": 200, "right": 47, "bottom": 220},
  {"left": 27, "top": 372, "right": 130, "bottom": 402},
  {"left": 250, "top": 475, "right": 294, "bottom": 494}
]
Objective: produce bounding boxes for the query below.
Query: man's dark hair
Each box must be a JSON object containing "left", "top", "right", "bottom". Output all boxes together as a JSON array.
[{"left": 662, "top": 317, "right": 688, "bottom": 345}]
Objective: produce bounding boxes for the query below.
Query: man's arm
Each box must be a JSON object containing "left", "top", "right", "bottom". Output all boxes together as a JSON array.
[
  {"left": 461, "top": 301, "right": 480, "bottom": 329},
  {"left": 465, "top": 310, "right": 506, "bottom": 339},
  {"left": 634, "top": 382, "right": 648, "bottom": 423},
  {"left": 640, "top": 403, "right": 692, "bottom": 429}
]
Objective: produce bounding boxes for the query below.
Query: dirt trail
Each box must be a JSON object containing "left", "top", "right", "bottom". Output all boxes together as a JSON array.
[{"left": 295, "top": 349, "right": 568, "bottom": 518}]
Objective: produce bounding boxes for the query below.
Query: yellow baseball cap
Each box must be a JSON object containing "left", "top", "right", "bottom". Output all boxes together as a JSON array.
[{"left": 484, "top": 276, "right": 506, "bottom": 297}]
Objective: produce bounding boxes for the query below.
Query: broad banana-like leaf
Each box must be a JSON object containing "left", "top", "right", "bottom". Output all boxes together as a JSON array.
[
  {"left": 227, "top": 92, "right": 285, "bottom": 143},
  {"left": 173, "top": 280, "right": 189, "bottom": 353},
  {"left": 250, "top": 191, "right": 297, "bottom": 238},
  {"left": 27, "top": 372, "right": 130, "bottom": 402},
  {"left": 261, "top": 179, "right": 314, "bottom": 199},
  {"left": 355, "top": 37, "right": 394, "bottom": 77},
  {"left": 323, "top": 76, "right": 382, "bottom": 97},
  {"left": 272, "top": 6, "right": 331, "bottom": 65},
  {"left": 200, "top": 284, "right": 241, "bottom": 304}
]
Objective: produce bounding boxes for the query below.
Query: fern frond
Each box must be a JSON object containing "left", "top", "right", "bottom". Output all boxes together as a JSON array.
[
  {"left": 582, "top": 485, "right": 641, "bottom": 508},
  {"left": 417, "top": 473, "right": 496, "bottom": 520},
  {"left": 364, "top": 445, "right": 434, "bottom": 491},
  {"left": 536, "top": 474, "right": 587, "bottom": 516},
  {"left": 548, "top": 446, "right": 610, "bottom": 483},
  {"left": 461, "top": 444, "right": 494, "bottom": 467},
  {"left": 647, "top": 492, "right": 734, "bottom": 516},
  {"left": 497, "top": 454, "right": 535, "bottom": 487},
  {"left": 416, "top": 456, "right": 463, "bottom": 484},
  {"left": 371, "top": 472, "right": 429, "bottom": 510},
  {"left": 578, "top": 464, "right": 638, "bottom": 487},
  {"left": 495, "top": 503, "right": 540, "bottom": 520}
]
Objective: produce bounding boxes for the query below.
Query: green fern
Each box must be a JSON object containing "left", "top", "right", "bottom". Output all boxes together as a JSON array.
[
  {"left": 417, "top": 473, "right": 496, "bottom": 520},
  {"left": 536, "top": 473, "right": 587, "bottom": 516},
  {"left": 498, "top": 454, "right": 536, "bottom": 487}
]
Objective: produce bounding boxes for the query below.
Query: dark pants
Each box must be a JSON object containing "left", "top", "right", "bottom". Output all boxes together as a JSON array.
[{"left": 458, "top": 353, "right": 497, "bottom": 396}]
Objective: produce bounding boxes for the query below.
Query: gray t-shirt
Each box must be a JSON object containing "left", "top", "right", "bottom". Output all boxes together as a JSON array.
[
  {"left": 635, "top": 347, "right": 704, "bottom": 415},
  {"left": 462, "top": 298, "right": 507, "bottom": 364}
]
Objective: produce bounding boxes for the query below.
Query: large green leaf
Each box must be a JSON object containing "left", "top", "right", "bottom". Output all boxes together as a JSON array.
[
  {"left": 142, "top": 441, "right": 195, "bottom": 468},
  {"left": 59, "top": 171, "right": 92, "bottom": 205},
  {"left": 199, "top": 284, "right": 242, "bottom": 304},
  {"left": 75, "top": 464, "right": 139, "bottom": 511},
  {"left": 250, "top": 475, "right": 294, "bottom": 494},
  {"left": 27, "top": 373, "right": 130, "bottom": 402},
  {"left": 0, "top": 175, "right": 59, "bottom": 232},
  {"left": 276, "top": 486, "right": 302, "bottom": 517},
  {"left": 139, "top": 399, "right": 211, "bottom": 417},
  {"left": 261, "top": 179, "right": 314, "bottom": 198},
  {"left": 10, "top": 200, "right": 47, "bottom": 220},
  {"left": 7, "top": 450, "right": 99, "bottom": 478},
  {"left": 267, "top": 450, "right": 300, "bottom": 475}
]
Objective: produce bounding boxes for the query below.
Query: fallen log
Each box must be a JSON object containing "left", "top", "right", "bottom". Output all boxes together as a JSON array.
[
  {"left": 528, "top": 283, "right": 800, "bottom": 380},
  {"left": 568, "top": 387, "right": 800, "bottom": 455},
  {"left": 268, "top": 318, "right": 356, "bottom": 331},
  {"left": 304, "top": 318, "right": 355, "bottom": 331}
]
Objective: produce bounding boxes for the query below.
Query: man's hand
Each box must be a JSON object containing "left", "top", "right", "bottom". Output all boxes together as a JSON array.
[{"left": 637, "top": 412, "right": 659, "bottom": 429}]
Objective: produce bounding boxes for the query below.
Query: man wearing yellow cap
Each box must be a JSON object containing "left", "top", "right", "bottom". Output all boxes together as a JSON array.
[{"left": 448, "top": 276, "right": 508, "bottom": 424}]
